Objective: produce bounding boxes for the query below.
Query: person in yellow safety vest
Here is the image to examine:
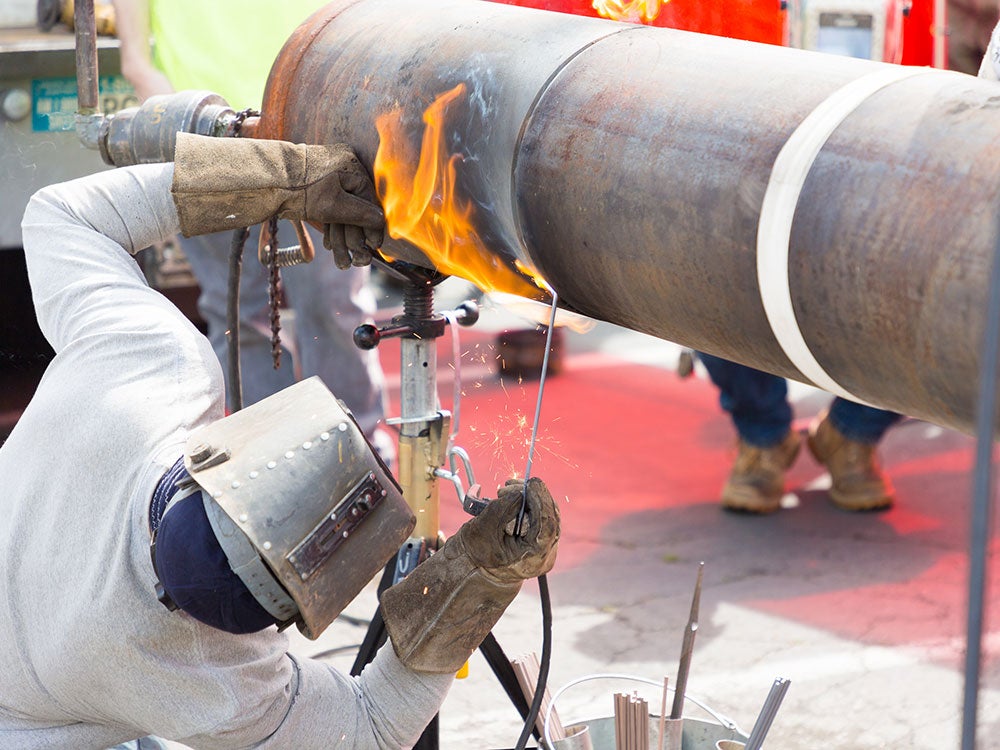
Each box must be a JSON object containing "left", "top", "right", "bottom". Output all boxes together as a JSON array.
[{"left": 114, "top": 0, "right": 396, "bottom": 465}]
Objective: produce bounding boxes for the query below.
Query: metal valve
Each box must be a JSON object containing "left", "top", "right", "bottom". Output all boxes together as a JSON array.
[
  {"left": 96, "top": 91, "right": 240, "bottom": 166},
  {"left": 353, "top": 299, "right": 479, "bottom": 351}
]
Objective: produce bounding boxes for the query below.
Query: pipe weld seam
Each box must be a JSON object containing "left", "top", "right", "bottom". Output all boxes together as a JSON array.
[
  {"left": 510, "top": 26, "right": 635, "bottom": 266},
  {"left": 756, "top": 65, "right": 931, "bottom": 404}
]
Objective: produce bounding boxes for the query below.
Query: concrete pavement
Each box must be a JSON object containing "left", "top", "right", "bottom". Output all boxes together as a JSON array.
[{"left": 172, "top": 276, "right": 998, "bottom": 749}]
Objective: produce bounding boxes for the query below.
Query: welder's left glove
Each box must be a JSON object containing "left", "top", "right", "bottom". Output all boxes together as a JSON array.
[
  {"left": 171, "top": 132, "right": 384, "bottom": 268},
  {"left": 381, "top": 476, "right": 560, "bottom": 674}
]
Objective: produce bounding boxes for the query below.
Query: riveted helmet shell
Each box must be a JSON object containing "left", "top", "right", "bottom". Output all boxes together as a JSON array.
[{"left": 184, "top": 377, "right": 414, "bottom": 639}]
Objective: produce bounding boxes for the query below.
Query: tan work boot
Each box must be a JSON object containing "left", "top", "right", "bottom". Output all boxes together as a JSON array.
[
  {"left": 721, "top": 431, "right": 801, "bottom": 513},
  {"left": 807, "top": 412, "right": 895, "bottom": 511}
]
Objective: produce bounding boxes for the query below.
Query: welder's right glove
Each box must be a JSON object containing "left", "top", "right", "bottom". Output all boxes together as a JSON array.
[
  {"left": 381, "top": 477, "right": 560, "bottom": 674},
  {"left": 171, "top": 132, "right": 384, "bottom": 268}
]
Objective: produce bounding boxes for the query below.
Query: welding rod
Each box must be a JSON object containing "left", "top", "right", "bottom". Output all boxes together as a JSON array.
[
  {"left": 523, "top": 287, "right": 559, "bottom": 484},
  {"left": 744, "top": 677, "right": 791, "bottom": 750},
  {"left": 657, "top": 677, "right": 668, "bottom": 750},
  {"left": 669, "top": 562, "right": 704, "bottom": 720},
  {"left": 516, "top": 287, "right": 559, "bottom": 535}
]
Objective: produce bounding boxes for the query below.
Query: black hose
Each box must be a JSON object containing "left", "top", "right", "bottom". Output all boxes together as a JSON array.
[
  {"left": 226, "top": 227, "right": 249, "bottom": 413},
  {"left": 514, "top": 574, "right": 552, "bottom": 750},
  {"left": 961, "top": 218, "right": 1000, "bottom": 749}
]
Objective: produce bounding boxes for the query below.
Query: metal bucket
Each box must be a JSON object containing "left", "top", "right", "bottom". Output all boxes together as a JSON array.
[{"left": 552, "top": 716, "right": 748, "bottom": 750}]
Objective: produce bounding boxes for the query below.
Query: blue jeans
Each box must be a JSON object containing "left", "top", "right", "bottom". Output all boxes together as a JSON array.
[
  {"left": 698, "top": 353, "right": 901, "bottom": 447},
  {"left": 181, "top": 222, "right": 387, "bottom": 436}
]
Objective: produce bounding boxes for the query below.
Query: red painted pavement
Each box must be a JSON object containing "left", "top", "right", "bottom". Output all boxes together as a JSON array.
[{"left": 376, "top": 329, "right": 995, "bottom": 665}]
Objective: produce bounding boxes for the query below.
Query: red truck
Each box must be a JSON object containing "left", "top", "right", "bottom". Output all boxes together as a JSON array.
[{"left": 492, "top": 0, "right": 942, "bottom": 67}]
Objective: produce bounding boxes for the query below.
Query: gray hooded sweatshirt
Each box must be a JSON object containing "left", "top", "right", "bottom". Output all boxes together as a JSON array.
[{"left": 0, "top": 164, "right": 451, "bottom": 749}]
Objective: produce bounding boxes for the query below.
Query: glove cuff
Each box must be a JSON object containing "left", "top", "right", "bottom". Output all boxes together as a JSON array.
[
  {"left": 171, "top": 133, "right": 307, "bottom": 237},
  {"left": 381, "top": 535, "right": 522, "bottom": 674}
]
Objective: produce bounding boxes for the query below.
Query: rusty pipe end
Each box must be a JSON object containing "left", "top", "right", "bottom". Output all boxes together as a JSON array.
[{"left": 238, "top": 116, "right": 262, "bottom": 139}]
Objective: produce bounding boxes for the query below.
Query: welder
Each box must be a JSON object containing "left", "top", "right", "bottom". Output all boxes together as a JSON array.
[{"left": 0, "top": 133, "right": 560, "bottom": 748}]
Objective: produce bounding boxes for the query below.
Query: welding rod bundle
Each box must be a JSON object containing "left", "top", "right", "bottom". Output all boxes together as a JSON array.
[
  {"left": 744, "top": 678, "right": 791, "bottom": 750},
  {"left": 512, "top": 652, "right": 566, "bottom": 741},
  {"left": 614, "top": 692, "right": 651, "bottom": 750}
]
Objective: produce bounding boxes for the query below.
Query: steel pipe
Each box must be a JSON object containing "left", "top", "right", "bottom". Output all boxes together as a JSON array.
[{"left": 258, "top": 0, "right": 1000, "bottom": 434}]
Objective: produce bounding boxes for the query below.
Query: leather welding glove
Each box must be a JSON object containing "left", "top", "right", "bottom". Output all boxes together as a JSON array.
[
  {"left": 380, "top": 477, "right": 560, "bottom": 674},
  {"left": 171, "top": 132, "right": 384, "bottom": 268}
]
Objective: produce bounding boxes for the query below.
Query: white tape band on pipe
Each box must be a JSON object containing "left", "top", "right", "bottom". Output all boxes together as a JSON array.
[{"left": 756, "top": 65, "right": 929, "bottom": 403}]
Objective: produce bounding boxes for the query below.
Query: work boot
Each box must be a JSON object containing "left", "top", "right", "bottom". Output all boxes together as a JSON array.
[
  {"left": 807, "top": 412, "right": 895, "bottom": 511},
  {"left": 720, "top": 431, "right": 801, "bottom": 514}
]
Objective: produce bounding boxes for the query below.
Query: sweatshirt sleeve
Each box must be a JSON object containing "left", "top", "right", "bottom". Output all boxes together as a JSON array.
[
  {"left": 265, "top": 649, "right": 454, "bottom": 749},
  {"left": 20, "top": 163, "right": 183, "bottom": 354},
  {"left": 176, "top": 646, "right": 454, "bottom": 750}
]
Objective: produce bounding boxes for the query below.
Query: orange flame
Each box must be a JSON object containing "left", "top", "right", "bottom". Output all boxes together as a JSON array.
[
  {"left": 374, "top": 83, "right": 544, "bottom": 299},
  {"left": 592, "top": 0, "right": 665, "bottom": 23}
]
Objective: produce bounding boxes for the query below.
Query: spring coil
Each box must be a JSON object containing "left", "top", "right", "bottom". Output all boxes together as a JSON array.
[{"left": 260, "top": 243, "right": 311, "bottom": 267}]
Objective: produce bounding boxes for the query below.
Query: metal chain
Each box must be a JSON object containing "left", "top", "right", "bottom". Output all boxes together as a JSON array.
[
  {"left": 231, "top": 108, "right": 260, "bottom": 138},
  {"left": 266, "top": 216, "right": 282, "bottom": 370},
  {"left": 229, "top": 109, "right": 278, "bottom": 371}
]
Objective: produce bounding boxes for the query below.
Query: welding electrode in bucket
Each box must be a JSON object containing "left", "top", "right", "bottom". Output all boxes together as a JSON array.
[{"left": 552, "top": 716, "right": 748, "bottom": 750}]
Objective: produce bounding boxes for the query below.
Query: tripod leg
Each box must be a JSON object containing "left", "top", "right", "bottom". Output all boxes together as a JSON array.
[
  {"left": 352, "top": 536, "right": 536, "bottom": 744},
  {"left": 351, "top": 557, "right": 440, "bottom": 747},
  {"left": 408, "top": 635, "right": 535, "bottom": 749},
  {"left": 349, "top": 561, "right": 394, "bottom": 676},
  {"left": 352, "top": 538, "right": 432, "bottom": 675},
  {"left": 351, "top": 567, "right": 535, "bottom": 745},
  {"left": 479, "top": 633, "right": 542, "bottom": 743},
  {"left": 412, "top": 715, "right": 439, "bottom": 750}
]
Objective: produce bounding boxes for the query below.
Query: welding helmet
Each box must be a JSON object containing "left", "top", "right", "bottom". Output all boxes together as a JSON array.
[{"left": 178, "top": 377, "right": 414, "bottom": 639}]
